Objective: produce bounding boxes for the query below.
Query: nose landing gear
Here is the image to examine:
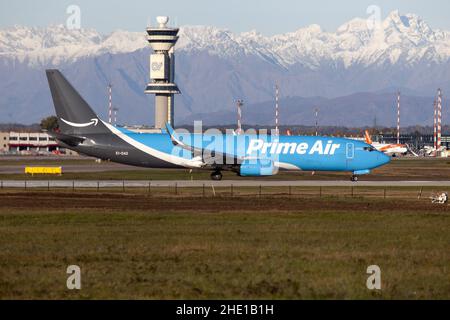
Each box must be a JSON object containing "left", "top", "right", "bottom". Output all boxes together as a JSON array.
[
  {"left": 210, "top": 170, "right": 223, "bottom": 181},
  {"left": 350, "top": 175, "right": 358, "bottom": 182}
]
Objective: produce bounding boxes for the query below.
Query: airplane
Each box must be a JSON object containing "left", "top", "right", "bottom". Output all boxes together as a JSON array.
[
  {"left": 364, "top": 130, "right": 408, "bottom": 156},
  {"left": 45, "top": 69, "right": 390, "bottom": 182},
  {"left": 422, "top": 145, "right": 446, "bottom": 157}
]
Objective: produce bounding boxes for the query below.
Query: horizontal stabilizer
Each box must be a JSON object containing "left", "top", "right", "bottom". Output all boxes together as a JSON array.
[{"left": 47, "top": 131, "right": 85, "bottom": 147}]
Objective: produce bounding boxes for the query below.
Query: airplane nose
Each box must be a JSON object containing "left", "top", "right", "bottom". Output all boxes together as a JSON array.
[{"left": 378, "top": 152, "right": 391, "bottom": 165}]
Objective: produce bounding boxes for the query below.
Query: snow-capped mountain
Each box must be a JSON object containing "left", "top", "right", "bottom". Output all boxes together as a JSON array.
[
  {"left": 0, "top": 25, "right": 146, "bottom": 65},
  {"left": 2, "top": 11, "right": 449, "bottom": 67},
  {"left": 0, "top": 11, "right": 449, "bottom": 125},
  {"left": 178, "top": 11, "right": 450, "bottom": 68}
]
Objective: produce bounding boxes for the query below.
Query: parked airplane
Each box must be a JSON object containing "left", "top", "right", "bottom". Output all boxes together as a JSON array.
[
  {"left": 364, "top": 130, "right": 408, "bottom": 156},
  {"left": 45, "top": 70, "right": 390, "bottom": 181},
  {"left": 422, "top": 145, "right": 446, "bottom": 157}
]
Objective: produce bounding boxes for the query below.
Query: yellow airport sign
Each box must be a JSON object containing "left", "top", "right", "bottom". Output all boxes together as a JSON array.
[{"left": 25, "top": 167, "right": 62, "bottom": 176}]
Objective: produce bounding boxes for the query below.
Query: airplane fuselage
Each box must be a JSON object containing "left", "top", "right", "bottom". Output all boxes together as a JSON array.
[{"left": 64, "top": 122, "right": 390, "bottom": 176}]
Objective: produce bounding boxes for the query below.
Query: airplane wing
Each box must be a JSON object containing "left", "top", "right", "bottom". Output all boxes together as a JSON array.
[
  {"left": 406, "top": 144, "right": 419, "bottom": 157},
  {"left": 166, "top": 123, "right": 242, "bottom": 167}
]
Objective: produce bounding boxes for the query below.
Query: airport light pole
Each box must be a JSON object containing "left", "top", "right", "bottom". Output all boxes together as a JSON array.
[
  {"left": 236, "top": 99, "right": 243, "bottom": 134},
  {"left": 108, "top": 84, "right": 112, "bottom": 124},
  {"left": 275, "top": 84, "right": 279, "bottom": 136},
  {"left": 314, "top": 107, "right": 319, "bottom": 136},
  {"left": 113, "top": 107, "right": 119, "bottom": 126},
  {"left": 396, "top": 91, "right": 400, "bottom": 145}
]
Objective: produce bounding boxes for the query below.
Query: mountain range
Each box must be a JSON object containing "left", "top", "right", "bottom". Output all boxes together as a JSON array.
[{"left": 0, "top": 10, "right": 449, "bottom": 126}]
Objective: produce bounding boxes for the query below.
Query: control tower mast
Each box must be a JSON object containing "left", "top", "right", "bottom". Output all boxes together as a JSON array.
[{"left": 145, "top": 16, "right": 180, "bottom": 129}]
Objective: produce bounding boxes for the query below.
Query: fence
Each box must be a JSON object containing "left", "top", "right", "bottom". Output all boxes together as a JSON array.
[{"left": 0, "top": 180, "right": 442, "bottom": 200}]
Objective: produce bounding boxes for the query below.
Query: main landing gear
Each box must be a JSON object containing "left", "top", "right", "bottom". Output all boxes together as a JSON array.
[
  {"left": 350, "top": 175, "right": 358, "bottom": 182},
  {"left": 210, "top": 170, "right": 223, "bottom": 181}
]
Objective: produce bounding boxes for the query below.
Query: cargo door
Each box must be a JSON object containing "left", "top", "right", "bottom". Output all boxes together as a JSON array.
[{"left": 346, "top": 142, "right": 354, "bottom": 169}]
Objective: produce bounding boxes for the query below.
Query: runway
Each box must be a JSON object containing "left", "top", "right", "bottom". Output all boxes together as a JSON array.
[{"left": 2, "top": 180, "right": 450, "bottom": 188}]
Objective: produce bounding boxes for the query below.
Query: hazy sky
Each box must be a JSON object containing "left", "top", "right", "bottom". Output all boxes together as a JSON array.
[{"left": 1, "top": 0, "right": 450, "bottom": 35}]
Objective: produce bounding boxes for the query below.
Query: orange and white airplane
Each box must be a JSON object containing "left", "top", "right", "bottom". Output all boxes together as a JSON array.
[{"left": 364, "top": 130, "right": 408, "bottom": 156}]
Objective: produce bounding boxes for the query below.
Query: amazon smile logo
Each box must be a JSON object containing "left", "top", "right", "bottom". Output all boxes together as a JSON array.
[{"left": 60, "top": 118, "right": 99, "bottom": 127}]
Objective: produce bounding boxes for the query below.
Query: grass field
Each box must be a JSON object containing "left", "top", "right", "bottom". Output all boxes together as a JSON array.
[{"left": 0, "top": 190, "right": 449, "bottom": 299}]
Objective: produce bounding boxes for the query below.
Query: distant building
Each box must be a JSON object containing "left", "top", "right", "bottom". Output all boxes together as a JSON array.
[
  {"left": 123, "top": 125, "right": 163, "bottom": 134},
  {"left": 0, "top": 131, "right": 78, "bottom": 155},
  {"left": 8, "top": 132, "right": 59, "bottom": 153},
  {"left": 0, "top": 132, "right": 9, "bottom": 152}
]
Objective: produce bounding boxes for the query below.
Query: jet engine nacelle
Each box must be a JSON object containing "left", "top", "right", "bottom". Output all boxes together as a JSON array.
[{"left": 239, "top": 159, "right": 276, "bottom": 176}]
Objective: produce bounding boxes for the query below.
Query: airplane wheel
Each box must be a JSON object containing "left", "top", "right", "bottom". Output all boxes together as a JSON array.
[
  {"left": 351, "top": 175, "right": 358, "bottom": 182},
  {"left": 211, "top": 171, "right": 222, "bottom": 181}
]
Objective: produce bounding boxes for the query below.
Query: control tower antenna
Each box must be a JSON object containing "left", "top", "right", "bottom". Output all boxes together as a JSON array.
[{"left": 145, "top": 16, "right": 180, "bottom": 129}]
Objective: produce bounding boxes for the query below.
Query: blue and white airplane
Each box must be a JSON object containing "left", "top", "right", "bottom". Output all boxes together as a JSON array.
[{"left": 46, "top": 69, "right": 390, "bottom": 181}]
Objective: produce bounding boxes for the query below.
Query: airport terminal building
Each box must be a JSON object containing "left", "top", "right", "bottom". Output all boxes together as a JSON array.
[
  {"left": 0, "top": 132, "right": 9, "bottom": 153},
  {"left": 0, "top": 131, "right": 77, "bottom": 155}
]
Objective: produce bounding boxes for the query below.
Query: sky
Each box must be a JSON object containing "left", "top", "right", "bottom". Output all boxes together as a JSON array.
[{"left": 0, "top": 0, "right": 449, "bottom": 35}]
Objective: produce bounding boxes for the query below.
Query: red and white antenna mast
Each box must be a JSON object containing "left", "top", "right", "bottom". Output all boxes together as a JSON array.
[
  {"left": 433, "top": 98, "right": 437, "bottom": 151},
  {"left": 396, "top": 91, "right": 400, "bottom": 144},
  {"left": 236, "top": 99, "right": 243, "bottom": 134},
  {"left": 315, "top": 107, "right": 319, "bottom": 136},
  {"left": 108, "top": 83, "right": 113, "bottom": 124},
  {"left": 437, "top": 88, "right": 442, "bottom": 154},
  {"left": 275, "top": 84, "right": 279, "bottom": 135}
]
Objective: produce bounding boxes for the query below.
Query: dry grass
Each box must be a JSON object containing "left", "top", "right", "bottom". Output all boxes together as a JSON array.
[{"left": 0, "top": 192, "right": 449, "bottom": 299}]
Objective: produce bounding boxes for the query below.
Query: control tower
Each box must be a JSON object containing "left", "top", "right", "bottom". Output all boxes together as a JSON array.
[{"left": 145, "top": 16, "right": 180, "bottom": 128}]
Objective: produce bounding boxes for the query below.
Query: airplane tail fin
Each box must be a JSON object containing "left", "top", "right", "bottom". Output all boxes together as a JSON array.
[
  {"left": 364, "top": 130, "right": 373, "bottom": 145},
  {"left": 46, "top": 69, "right": 108, "bottom": 135}
]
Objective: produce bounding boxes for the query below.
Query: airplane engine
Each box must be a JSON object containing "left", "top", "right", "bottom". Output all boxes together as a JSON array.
[{"left": 239, "top": 159, "right": 276, "bottom": 176}]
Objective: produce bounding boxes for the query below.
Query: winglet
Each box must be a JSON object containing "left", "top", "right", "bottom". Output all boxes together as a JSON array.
[
  {"left": 165, "top": 122, "right": 175, "bottom": 136},
  {"left": 165, "top": 122, "right": 185, "bottom": 147},
  {"left": 165, "top": 122, "right": 240, "bottom": 164}
]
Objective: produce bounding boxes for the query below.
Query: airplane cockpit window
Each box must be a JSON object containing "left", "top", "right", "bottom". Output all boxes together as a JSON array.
[{"left": 363, "top": 146, "right": 376, "bottom": 152}]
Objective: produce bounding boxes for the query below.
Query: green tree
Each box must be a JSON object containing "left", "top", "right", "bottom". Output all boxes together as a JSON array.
[{"left": 40, "top": 116, "right": 59, "bottom": 131}]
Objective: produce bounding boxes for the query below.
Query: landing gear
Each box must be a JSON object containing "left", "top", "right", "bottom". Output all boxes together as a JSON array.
[
  {"left": 350, "top": 175, "right": 358, "bottom": 182},
  {"left": 211, "top": 170, "right": 223, "bottom": 181}
]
